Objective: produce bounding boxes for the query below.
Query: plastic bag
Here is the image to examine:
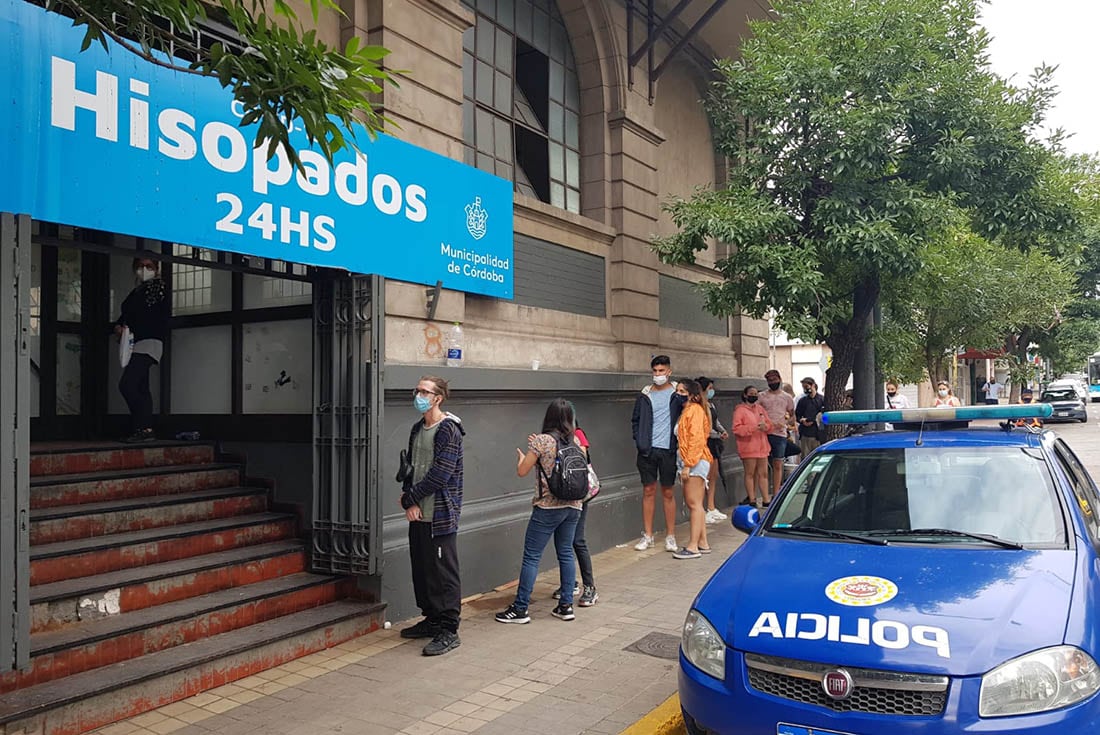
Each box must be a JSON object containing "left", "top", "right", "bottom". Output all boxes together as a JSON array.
[{"left": 119, "top": 326, "right": 134, "bottom": 368}]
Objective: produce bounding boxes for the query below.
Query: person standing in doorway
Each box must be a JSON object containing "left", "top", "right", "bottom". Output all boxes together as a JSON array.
[
  {"left": 794, "top": 377, "right": 825, "bottom": 457},
  {"left": 114, "top": 257, "right": 170, "bottom": 443},
  {"left": 631, "top": 355, "right": 685, "bottom": 552},
  {"left": 758, "top": 369, "right": 795, "bottom": 502},
  {"left": 398, "top": 376, "right": 465, "bottom": 656},
  {"left": 982, "top": 376, "right": 1004, "bottom": 405}
]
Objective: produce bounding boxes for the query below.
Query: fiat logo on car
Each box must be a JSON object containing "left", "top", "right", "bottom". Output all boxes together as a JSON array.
[{"left": 822, "top": 668, "right": 854, "bottom": 700}]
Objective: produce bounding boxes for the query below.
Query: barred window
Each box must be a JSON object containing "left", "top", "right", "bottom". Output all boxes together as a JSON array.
[{"left": 461, "top": 0, "right": 582, "bottom": 213}]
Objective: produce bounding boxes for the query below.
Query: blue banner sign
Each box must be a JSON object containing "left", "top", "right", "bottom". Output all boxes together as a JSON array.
[{"left": 0, "top": 0, "right": 514, "bottom": 298}]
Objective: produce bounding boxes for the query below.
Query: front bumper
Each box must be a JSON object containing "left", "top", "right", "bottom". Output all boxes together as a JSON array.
[
  {"left": 1044, "top": 404, "right": 1086, "bottom": 422},
  {"left": 679, "top": 650, "right": 1099, "bottom": 735}
]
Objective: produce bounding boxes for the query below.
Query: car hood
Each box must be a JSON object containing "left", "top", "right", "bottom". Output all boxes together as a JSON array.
[
  {"left": 702, "top": 539, "right": 1076, "bottom": 676},
  {"left": 1046, "top": 399, "right": 1083, "bottom": 408}
]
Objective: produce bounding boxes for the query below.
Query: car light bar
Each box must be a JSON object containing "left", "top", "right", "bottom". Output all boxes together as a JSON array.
[{"left": 821, "top": 404, "right": 1054, "bottom": 425}]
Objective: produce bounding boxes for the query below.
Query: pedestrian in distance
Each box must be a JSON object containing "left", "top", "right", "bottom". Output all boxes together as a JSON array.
[
  {"left": 113, "top": 256, "right": 170, "bottom": 443},
  {"left": 696, "top": 377, "right": 730, "bottom": 524},
  {"left": 672, "top": 380, "right": 714, "bottom": 559},
  {"left": 794, "top": 377, "right": 825, "bottom": 457},
  {"left": 982, "top": 376, "right": 1005, "bottom": 405},
  {"left": 884, "top": 380, "right": 912, "bottom": 431},
  {"left": 397, "top": 376, "right": 465, "bottom": 656},
  {"left": 551, "top": 415, "right": 598, "bottom": 608},
  {"left": 733, "top": 385, "right": 773, "bottom": 508},
  {"left": 933, "top": 379, "right": 962, "bottom": 407},
  {"left": 631, "top": 355, "right": 686, "bottom": 553},
  {"left": 496, "top": 398, "right": 585, "bottom": 624},
  {"left": 758, "top": 369, "right": 795, "bottom": 502}
]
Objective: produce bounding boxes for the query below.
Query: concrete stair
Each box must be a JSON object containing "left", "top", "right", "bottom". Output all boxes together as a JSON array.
[{"left": 0, "top": 442, "right": 384, "bottom": 735}]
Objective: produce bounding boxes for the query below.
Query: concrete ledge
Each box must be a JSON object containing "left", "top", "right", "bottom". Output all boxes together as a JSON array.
[{"left": 619, "top": 693, "right": 684, "bottom": 735}]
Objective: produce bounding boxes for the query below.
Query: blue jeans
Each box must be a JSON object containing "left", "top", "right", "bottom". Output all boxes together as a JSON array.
[{"left": 514, "top": 506, "right": 581, "bottom": 609}]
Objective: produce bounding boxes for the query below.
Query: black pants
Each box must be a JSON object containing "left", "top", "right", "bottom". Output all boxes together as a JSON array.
[
  {"left": 573, "top": 501, "right": 594, "bottom": 587},
  {"left": 408, "top": 522, "right": 461, "bottom": 633},
  {"left": 119, "top": 354, "right": 156, "bottom": 432}
]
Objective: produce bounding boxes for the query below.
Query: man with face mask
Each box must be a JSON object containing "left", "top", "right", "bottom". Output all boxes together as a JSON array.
[
  {"left": 398, "top": 376, "right": 466, "bottom": 656},
  {"left": 758, "top": 369, "right": 795, "bottom": 500},
  {"left": 631, "top": 355, "right": 686, "bottom": 552},
  {"left": 113, "top": 257, "right": 170, "bottom": 442},
  {"left": 794, "top": 377, "right": 826, "bottom": 456}
]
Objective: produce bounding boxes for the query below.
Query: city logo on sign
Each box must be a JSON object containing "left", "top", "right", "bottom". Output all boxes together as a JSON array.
[
  {"left": 825, "top": 575, "right": 898, "bottom": 607},
  {"left": 822, "top": 669, "right": 854, "bottom": 701},
  {"left": 465, "top": 196, "right": 488, "bottom": 240}
]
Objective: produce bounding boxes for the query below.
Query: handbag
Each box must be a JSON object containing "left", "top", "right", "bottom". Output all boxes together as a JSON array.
[
  {"left": 784, "top": 438, "right": 802, "bottom": 457},
  {"left": 585, "top": 463, "right": 600, "bottom": 502}
]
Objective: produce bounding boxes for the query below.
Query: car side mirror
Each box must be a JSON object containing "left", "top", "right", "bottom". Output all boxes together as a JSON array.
[{"left": 733, "top": 505, "right": 761, "bottom": 533}]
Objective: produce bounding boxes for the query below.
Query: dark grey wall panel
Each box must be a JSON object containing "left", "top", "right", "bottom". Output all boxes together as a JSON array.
[
  {"left": 512, "top": 234, "right": 606, "bottom": 317},
  {"left": 659, "top": 274, "right": 728, "bottom": 336}
]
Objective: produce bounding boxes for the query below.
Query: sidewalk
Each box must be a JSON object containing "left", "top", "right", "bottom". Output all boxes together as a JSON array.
[{"left": 88, "top": 513, "right": 747, "bottom": 735}]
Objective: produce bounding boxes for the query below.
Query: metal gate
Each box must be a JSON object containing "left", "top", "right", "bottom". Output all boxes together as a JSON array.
[
  {"left": 0, "top": 213, "right": 31, "bottom": 670},
  {"left": 311, "top": 274, "right": 385, "bottom": 575}
]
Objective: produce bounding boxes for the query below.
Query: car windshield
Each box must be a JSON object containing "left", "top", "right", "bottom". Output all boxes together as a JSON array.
[
  {"left": 1043, "top": 389, "right": 1078, "bottom": 402},
  {"left": 768, "top": 446, "right": 1065, "bottom": 547}
]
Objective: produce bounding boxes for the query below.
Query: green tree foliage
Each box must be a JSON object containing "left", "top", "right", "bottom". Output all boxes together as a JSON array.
[
  {"left": 653, "top": 0, "right": 1071, "bottom": 412},
  {"left": 49, "top": 0, "right": 398, "bottom": 165}
]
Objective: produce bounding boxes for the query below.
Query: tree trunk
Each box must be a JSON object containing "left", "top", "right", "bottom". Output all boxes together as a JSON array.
[{"left": 823, "top": 278, "right": 880, "bottom": 439}]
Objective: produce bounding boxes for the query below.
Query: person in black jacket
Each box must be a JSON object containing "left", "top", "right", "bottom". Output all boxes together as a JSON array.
[
  {"left": 114, "top": 257, "right": 170, "bottom": 443},
  {"left": 630, "top": 355, "right": 686, "bottom": 552}
]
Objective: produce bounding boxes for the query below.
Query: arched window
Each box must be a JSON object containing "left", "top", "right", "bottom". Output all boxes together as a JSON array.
[{"left": 461, "top": 0, "right": 582, "bottom": 213}]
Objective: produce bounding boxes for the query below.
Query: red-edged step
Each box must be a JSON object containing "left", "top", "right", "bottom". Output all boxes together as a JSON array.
[
  {"left": 31, "top": 464, "right": 243, "bottom": 509},
  {"left": 30, "top": 442, "right": 216, "bottom": 477}
]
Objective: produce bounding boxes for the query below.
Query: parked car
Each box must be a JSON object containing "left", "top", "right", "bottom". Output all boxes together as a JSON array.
[
  {"left": 1041, "top": 386, "right": 1088, "bottom": 423},
  {"left": 1047, "top": 379, "right": 1088, "bottom": 401},
  {"left": 679, "top": 404, "right": 1100, "bottom": 735}
]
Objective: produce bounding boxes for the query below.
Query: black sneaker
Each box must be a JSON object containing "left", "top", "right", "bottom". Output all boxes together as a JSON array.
[
  {"left": 578, "top": 585, "right": 599, "bottom": 607},
  {"left": 399, "top": 618, "right": 439, "bottom": 639},
  {"left": 122, "top": 429, "right": 156, "bottom": 444},
  {"left": 551, "top": 603, "right": 575, "bottom": 621},
  {"left": 495, "top": 604, "right": 530, "bottom": 624},
  {"left": 422, "top": 630, "right": 460, "bottom": 656},
  {"left": 551, "top": 581, "right": 580, "bottom": 600}
]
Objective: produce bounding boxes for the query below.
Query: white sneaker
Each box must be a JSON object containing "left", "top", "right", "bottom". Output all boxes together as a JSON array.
[
  {"left": 665, "top": 535, "right": 678, "bottom": 552},
  {"left": 634, "top": 534, "right": 655, "bottom": 551},
  {"left": 704, "top": 509, "right": 721, "bottom": 524},
  {"left": 711, "top": 509, "right": 728, "bottom": 520}
]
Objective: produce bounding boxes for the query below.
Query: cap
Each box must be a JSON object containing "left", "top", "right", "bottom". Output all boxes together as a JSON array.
[
  {"left": 764, "top": 369, "right": 781, "bottom": 379},
  {"left": 801, "top": 377, "right": 816, "bottom": 386}
]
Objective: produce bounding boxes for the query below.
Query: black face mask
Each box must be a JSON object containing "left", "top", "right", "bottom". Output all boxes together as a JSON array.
[
  {"left": 745, "top": 395, "right": 759, "bottom": 404},
  {"left": 767, "top": 382, "right": 781, "bottom": 391},
  {"left": 803, "top": 387, "right": 812, "bottom": 395},
  {"left": 887, "top": 391, "right": 897, "bottom": 397}
]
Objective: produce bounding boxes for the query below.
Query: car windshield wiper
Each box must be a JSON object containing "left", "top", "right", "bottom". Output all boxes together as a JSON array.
[
  {"left": 768, "top": 525, "right": 888, "bottom": 545},
  {"left": 867, "top": 528, "right": 1023, "bottom": 549}
]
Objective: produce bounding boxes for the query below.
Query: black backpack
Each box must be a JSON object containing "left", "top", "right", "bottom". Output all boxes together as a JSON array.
[{"left": 538, "top": 432, "right": 590, "bottom": 501}]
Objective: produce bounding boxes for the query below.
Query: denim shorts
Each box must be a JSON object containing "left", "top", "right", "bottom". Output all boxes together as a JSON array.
[
  {"left": 767, "top": 434, "right": 788, "bottom": 460},
  {"left": 677, "top": 457, "right": 711, "bottom": 481}
]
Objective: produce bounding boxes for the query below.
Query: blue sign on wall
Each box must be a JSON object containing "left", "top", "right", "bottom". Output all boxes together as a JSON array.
[{"left": 0, "top": 0, "right": 514, "bottom": 298}]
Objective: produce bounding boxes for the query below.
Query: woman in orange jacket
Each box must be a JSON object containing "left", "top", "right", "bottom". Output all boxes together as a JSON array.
[
  {"left": 733, "top": 385, "right": 773, "bottom": 508},
  {"left": 673, "top": 379, "right": 714, "bottom": 559}
]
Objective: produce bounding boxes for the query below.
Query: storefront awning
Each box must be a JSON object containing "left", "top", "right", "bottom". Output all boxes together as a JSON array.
[{"left": 957, "top": 348, "right": 1006, "bottom": 360}]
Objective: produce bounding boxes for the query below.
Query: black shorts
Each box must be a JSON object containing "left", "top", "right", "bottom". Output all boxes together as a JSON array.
[
  {"left": 637, "top": 447, "right": 678, "bottom": 487},
  {"left": 767, "top": 434, "right": 788, "bottom": 460}
]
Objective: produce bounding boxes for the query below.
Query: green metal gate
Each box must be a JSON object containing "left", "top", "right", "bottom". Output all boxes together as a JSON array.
[
  {"left": 311, "top": 274, "right": 385, "bottom": 576},
  {"left": 0, "top": 213, "right": 31, "bottom": 670}
]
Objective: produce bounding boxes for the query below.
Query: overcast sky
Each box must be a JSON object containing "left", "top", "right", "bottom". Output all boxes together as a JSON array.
[{"left": 981, "top": 0, "right": 1100, "bottom": 156}]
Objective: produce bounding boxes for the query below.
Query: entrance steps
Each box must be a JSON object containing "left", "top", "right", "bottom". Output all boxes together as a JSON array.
[{"left": 0, "top": 442, "right": 384, "bottom": 735}]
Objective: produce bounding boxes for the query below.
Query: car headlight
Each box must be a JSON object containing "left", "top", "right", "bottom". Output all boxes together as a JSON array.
[
  {"left": 980, "top": 646, "right": 1100, "bottom": 717},
  {"left": 682, "top": 609, "right": 726, "bottom": 680}
]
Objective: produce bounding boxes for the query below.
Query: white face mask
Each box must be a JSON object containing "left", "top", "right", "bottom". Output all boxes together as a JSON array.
[
  {"left": 653, "top": 374, "right": 669, "bottom": 386},
  {"left": 938, "top": 389, "right": 949, "bottom": 398},
  {"left": 136, "top": 267, "right": 156, "bottom": 282}
]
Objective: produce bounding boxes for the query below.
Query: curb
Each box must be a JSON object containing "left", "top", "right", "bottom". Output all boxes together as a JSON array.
[{"left": 618, "top": 692, "right": 684, "bottom": 735}]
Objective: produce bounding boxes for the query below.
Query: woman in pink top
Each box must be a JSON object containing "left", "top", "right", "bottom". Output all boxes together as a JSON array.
[{"left": 733, "top": 385, "right": 773, "bottom": 508}]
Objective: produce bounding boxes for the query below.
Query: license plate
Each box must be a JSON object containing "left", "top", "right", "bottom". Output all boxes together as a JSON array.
[
  {"left": 1057, "top": 411, "right": 1070, "bottom": 417},
  {"left": 778, "top": 725, "right": 854, "bottom": 735}
]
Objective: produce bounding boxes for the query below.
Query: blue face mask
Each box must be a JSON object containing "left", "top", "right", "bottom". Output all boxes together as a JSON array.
[
  {"left": 706, "top": 388, "right": 715, "bottom": 400},
  {"left": 414, "top": 395, "right": 432, "bottom": 413}
]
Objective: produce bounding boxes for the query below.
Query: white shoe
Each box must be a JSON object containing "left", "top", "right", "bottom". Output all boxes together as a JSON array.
[
  {"left": 634, "top": 534, "right": 655, "bottom": 551},
  {"left": 711, "top": 509, "right": 728, "bottom": 520},
  {"left": 705, "top": 510, "right": 720, "bottom": 524},
  {"left": 665, "top": 535, "right": 678, "bottom": 552}
]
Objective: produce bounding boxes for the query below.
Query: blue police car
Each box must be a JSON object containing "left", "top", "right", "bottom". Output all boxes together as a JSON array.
[{"left": 679, "top": 404, "right": 1100, "bottom": 734}]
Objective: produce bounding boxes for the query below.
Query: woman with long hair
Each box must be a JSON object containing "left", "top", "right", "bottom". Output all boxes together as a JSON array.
[
  {"left": 672, "top": 379, "right": 714, "bottom": 559},
  {"left": 733, "top": 385, "right": 773, "bottom": 508},
  {"left": 696, "top": 376, "right": 729, "bottom": 523},
  {"left": 496, "top": 398, "right": 584, "bottom": 624}
]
